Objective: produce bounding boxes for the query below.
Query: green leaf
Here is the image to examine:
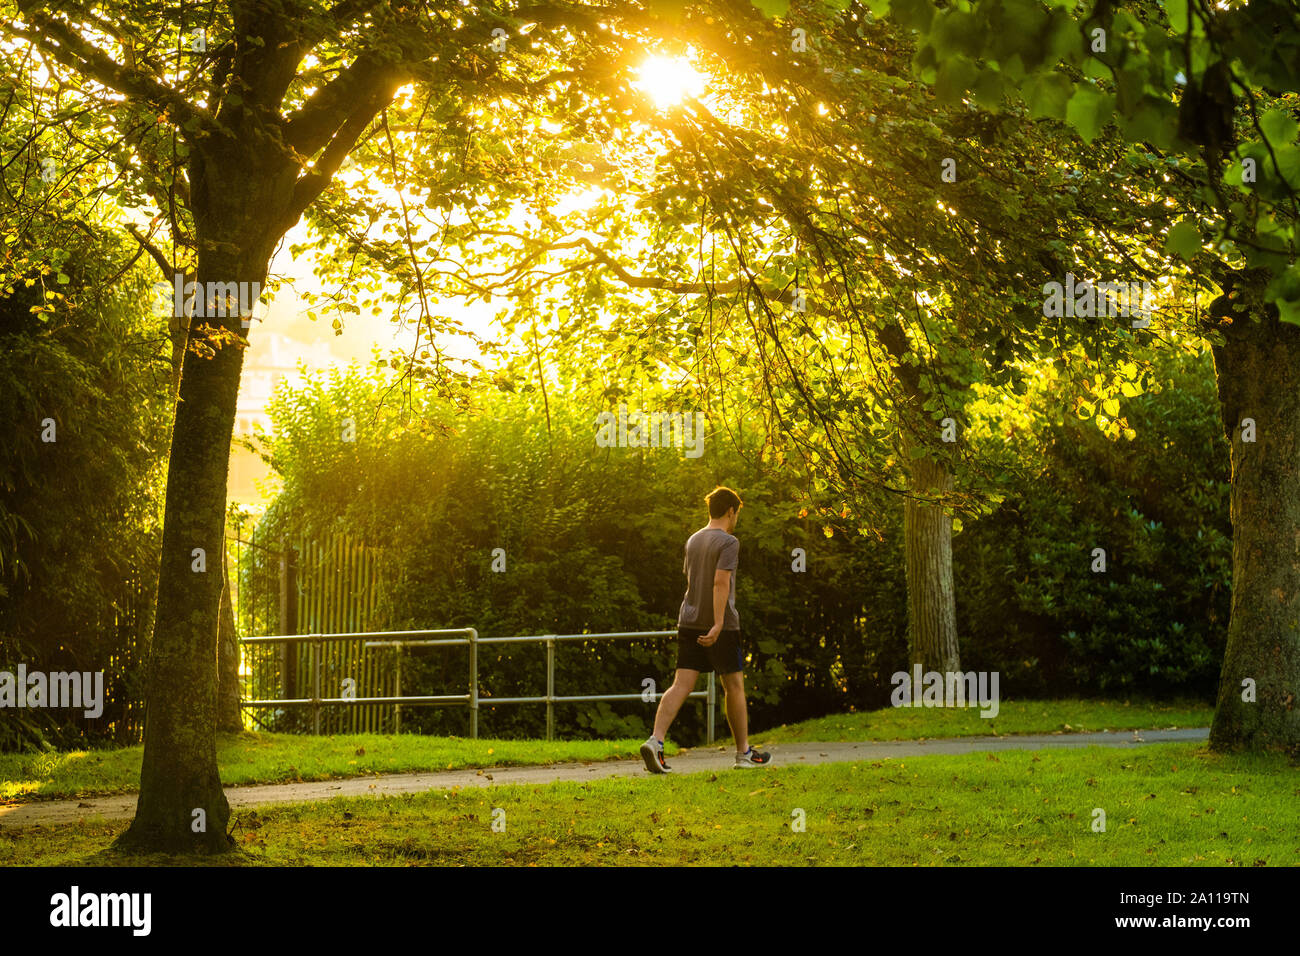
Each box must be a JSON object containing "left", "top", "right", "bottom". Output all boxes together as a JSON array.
[
  {"left": 1258, "top": 109, "right": 1300, "bottom": 158},
  {"left": 1163, "top": 0, "right": 1189, "bottom": 34},
  {"left": 1083, "top": 57, "right": 1112, "bottom": 81},
  {"left": 1118, "top": 98, "right": 1176, "bottom": 148},
  {"left": 936, "top": 56, "right": 980, "bottom": 103},
  {"left": 1277, "top": 298, "right": 1300, "bottom": 327},
  {"left": 890, "top": 0, "right": 934, "bottom": 31},
  {"left": 1044, "top": 11, "right": 1080, "bottom": 63},
  {"left": 1259, "top": 109, "right": 1299, "bottom": 148},
  {"left": 1272, "top": 145, "right": 1300, "bottom": 189},
  {"left": 750, "top": 0, "right": 792, "bottom": 16},
  {"left": 1065, "top": 86, "right": 1114, "bottom": 143},
  {"left": 1164, "top": 219, "right": 1201, "bottom": 261},
  {"left": 972, "top": 68, "right": 1008, "bottom": 108},
  {"left": 1264, "top": 264, "right": 1300, "bottom": 307},
  {"left": 1023, "top": 73, "right": 1073, "bottom": 120},
  {"left": 931, "top": 10, "right": 980, "bottom": 57}
]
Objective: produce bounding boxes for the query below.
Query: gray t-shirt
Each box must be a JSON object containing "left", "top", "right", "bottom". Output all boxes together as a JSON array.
[{"left": 677, "top": 527, "right": 740, "bottom": 630}]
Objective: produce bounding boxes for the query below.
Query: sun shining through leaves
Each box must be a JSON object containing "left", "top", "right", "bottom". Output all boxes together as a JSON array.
[{"left": 633, "top": 54, "right": 707, "bottom": 109}]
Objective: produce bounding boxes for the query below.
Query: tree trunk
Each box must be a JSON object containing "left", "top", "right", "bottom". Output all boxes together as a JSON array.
[
  {"left": 1209, "top": 273, "right": 1300, "bottom": 752},
  {"left": 217, "top": 546, "right": 243, "bottom": 733},
  {"left": 117, "top": 194, "right": 282, "bottom": 850},
  {"left": 903, "top": 442, "right": 961, "bottom": 674},
  {"left": 116, "top": 301, "right": 246, "bottom": 851},
  {"left": 111, "top": 106, "right": 305, "bottom": 849}
]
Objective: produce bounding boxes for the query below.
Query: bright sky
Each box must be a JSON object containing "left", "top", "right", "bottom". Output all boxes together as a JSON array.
[{"left": 228, "top": 219, "right": 505, "bottom": 504}]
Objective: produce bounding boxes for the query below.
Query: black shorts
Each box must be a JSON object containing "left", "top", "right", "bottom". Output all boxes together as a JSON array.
[{"left": 675, "top": 626, "right": 744, "bottom": 675}]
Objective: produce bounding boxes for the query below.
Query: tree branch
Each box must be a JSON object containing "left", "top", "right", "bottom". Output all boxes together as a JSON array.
[
  {"left": 12, "top": 3, "right": 210, "bottom": 132},
  {"left": 282, "top": 66, "right": 404, "bottom": 230}
]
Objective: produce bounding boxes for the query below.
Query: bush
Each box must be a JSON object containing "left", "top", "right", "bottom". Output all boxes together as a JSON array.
[
  {"left": 0, "top": 231, "right": 170, "bottom": 751},
  {"left": 956, "top": 347, "right": 1230, "bottom": 698},
  {"left": 253, "top": 366, "right": 885, "bottom": 740},
  {"left": 252, "top": 348, "right": 1230, "bottom": 741}
]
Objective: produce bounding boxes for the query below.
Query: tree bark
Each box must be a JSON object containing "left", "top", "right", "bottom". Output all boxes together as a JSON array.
[
  {"left": 903, "top": 438, "right": 961, "bottom": 674},
  {"left": 218, "top": 546, "right": 243, "bottom": 733},
  {"left": 117, "top": 136, "right": 292, "bottom": 850},
  {"left": 1209, "top": 272, "right": 1300, "bottom": 752},
  {"left": 116, "top": 297, "right": 247, "bottom": 852}
]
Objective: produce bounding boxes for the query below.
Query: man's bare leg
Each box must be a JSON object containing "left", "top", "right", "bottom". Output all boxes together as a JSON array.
[
  {"left": 653, "top": 668, "right": 700, "bottom": 741},
  {"left": 719, "top": 670, "right": 749, "bottom": 753}
]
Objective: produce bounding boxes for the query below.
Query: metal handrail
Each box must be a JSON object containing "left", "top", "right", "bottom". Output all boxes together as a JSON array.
[{"left": 238, "top": 628, "right": 717, "bottom": 742}]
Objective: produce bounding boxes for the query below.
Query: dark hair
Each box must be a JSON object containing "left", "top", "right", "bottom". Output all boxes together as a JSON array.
[{"left": 706, "top": 486, "right": 742, "bottom": 518}]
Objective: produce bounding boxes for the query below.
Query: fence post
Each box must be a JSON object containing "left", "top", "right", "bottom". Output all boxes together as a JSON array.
[
  {"left": 279, "top": 538, "right": 299, "bottom": 699},
  {"left": 468, "top": 628, "right": 478, "bottom": 739},
  {"left": 707, "top": 675, "right": 716, "bottom": 744},
  {"left": 394, "top": 643, "right": 402, "bottom": 735},
  {"left": 311, "top": 639, "right": 321, "bottom": 735},
  {"left": 545, "top": 637, "right": 555, "bottom": 742}
]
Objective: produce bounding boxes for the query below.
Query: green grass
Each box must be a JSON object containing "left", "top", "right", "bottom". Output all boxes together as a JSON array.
[
  {"left": 0, "top": 698, "right": 1212, "bottom": 803},
  {"left": 756, "top": 698, "right": 1213, "bottom": 744},
  {"left": 0, "top": 733, "right": 675, "bottom": 803},
  {"left": 3, "top": 743, "right": 1294, "bottom": 867}
]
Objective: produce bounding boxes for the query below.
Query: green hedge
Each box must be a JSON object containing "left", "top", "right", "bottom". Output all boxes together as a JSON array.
[
  {"left": 956, "top": 347, "right": 1230, "bottom": 698},
  {"left": 256, "top": 349, "right": 1227, "bottom": 740}
]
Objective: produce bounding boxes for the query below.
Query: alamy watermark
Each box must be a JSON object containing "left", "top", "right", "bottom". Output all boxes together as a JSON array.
[
  {"left": 595, "top": 404, "right": 707, "bottom": 458},
  {"left": 154, "top": 273, "right": 262, "bottom": 326},
  {"left": 0, "top": 665, "right": 104, "bottom": 718},
  {"left": 50, "top": 886, "right": 150, "bottom": 936},
  {"left": 890, "top": 666, "right": 1000, "bottom": 718},
  {"left": 1042, "top": 273, "right": 1155, "bottom": 326}
]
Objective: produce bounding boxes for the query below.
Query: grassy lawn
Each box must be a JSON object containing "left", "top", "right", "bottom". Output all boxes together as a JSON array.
[
  {"left": 0, "top": 698, "right": 1213, "bottom": 803},
  {"left": 0, "top": 734, "right": 670, "bottom": 803},
  {"left": 756, "top": 698, "right": 1214, "bottom": 744},
  {"left": 2, "top": 742, "right": 1294, "bottom": 866}
]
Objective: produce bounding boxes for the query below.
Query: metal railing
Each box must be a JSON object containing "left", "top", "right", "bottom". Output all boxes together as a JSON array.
[{"left": 239, "top": 628, "right": 717, "bottom": 742}]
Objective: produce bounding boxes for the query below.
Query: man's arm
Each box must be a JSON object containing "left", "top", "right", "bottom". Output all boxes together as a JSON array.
[{"left": 699, "top": 569, "right": 731, "bottom": 646}]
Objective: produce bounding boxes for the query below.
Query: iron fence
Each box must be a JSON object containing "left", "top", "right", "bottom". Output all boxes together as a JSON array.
[{"left": 239, "top": 628, "right": 719, "bottom": 742}]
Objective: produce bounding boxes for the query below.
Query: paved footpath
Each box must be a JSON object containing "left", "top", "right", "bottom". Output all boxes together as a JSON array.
[{"left": 0, "top": 728, "right": 1208, "bottom": 831}]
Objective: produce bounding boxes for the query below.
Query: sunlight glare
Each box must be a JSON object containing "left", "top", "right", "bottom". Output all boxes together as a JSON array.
[{"left": 633, "top": 55, "right": 707, "bottom": 109}]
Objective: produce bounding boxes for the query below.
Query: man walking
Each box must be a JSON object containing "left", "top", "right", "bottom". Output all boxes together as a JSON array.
[{"left": 641, "top": 486, "right": 772, "bottom": 773}]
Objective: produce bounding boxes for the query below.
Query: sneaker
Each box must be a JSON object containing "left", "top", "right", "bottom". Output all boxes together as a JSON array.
[
  {"left": 734, "top": 746, "right": 772, "bottom": 768},
  {"left": 640, "top": 736, "right": 672, "bottom": 774}
]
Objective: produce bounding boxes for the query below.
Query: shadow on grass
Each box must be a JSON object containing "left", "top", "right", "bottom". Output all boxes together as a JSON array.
[{"left": 76, "top": 842, "right": 265, "bottom": 867}]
